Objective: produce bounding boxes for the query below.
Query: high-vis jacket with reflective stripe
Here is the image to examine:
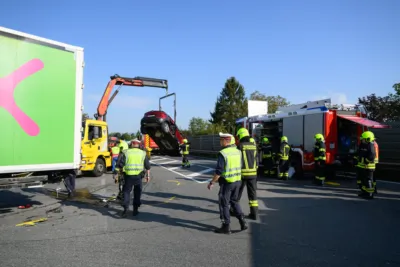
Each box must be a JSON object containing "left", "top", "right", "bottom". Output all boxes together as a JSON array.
[
  {"left": 119, "top": 141, "right": 129, "bottom": 152},
  {"left": 180, "top": 144, "right": 190, "bottom": 155},
  {"left": 262, "top": 144, "right": 272, "bottom": 159},
  {"left": 219, "top": 146, "right": 242, "bottom": 183},
  {"left": 278, "top": 142, "right": 290, "bottom": 161},
  {"left": 124, "top": 148, "right": 146, "bottom": 175},
  {"left": 238, "top": 142, "right": 258, "bottom": 178},
  {"left": 355, "top": 142, "right": 376, "bottom": 170},
  {"left": 111, "top": 146, "right": 120, "bottom": 158},
  {"left": 313, "top": 141, "right": 326, "bottom": 161}
]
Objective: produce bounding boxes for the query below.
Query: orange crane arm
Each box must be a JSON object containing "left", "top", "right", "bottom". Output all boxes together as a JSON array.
[{"left": 95, "top": 74, "right": 168, "bottom": 121}]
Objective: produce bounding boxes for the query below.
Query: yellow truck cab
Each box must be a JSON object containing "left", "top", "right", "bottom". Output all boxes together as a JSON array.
[{"left": 80, "top": 119, "right": 112, "bottom": 176}]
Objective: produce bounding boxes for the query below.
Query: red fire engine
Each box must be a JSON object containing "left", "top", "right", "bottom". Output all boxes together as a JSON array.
[{"left": 236, "top": 98, "right": 389, "bottom": 178}]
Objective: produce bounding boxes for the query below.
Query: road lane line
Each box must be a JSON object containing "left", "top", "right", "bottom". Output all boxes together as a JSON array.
[
  {"left": 151, "top": 161, "right": 212, "bottom": 184},
  {"left": 168, "top": 166, "right": 181, "bottom": 170},
  {"left": 152, "top": 157, "right": 215, "bottom": 169},
  {"left": 379, "top": 180, "right": 400, "bottom": 185},
  {"left": 159, "top": 160, "right": 178, "bottom": 165},
  {"left": 187, "top": 168, "right": 214, "bottom": 177},
  {"left": 150, "top": 157, "right": 169, "bottom": 162}
]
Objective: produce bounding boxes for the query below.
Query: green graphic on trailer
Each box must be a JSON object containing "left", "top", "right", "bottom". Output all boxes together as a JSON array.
[{"left": 0, "top": 34, "right": 77, "bottom": 166}]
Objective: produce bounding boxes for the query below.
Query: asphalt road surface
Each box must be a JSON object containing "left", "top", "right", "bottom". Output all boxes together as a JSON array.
[{"left": 0, "top": 155, "right": 400, "bottom": 267}]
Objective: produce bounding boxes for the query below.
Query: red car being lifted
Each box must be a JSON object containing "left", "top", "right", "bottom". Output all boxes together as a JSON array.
[{"left": 140, "top": 93, "right": 185, "bottom": 156}]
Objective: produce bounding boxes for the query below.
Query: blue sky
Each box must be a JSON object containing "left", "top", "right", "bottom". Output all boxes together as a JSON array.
[{"left": 1, "top": 0, "right": 399, "bottom": 133}]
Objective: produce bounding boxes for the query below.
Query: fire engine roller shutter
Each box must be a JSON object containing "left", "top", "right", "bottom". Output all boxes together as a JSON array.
[{"left": 336, "top": 114, "right": 390, "bottom": 129}]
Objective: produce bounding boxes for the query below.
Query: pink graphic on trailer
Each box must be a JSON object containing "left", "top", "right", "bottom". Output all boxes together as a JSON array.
[{"left": 0, "top": 59, "right": 44, "bottom": 136}]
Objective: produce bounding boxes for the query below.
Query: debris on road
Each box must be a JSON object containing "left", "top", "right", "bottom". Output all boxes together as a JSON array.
[
  {"left": 46, "top": 206, "right": 63, "bottom": 214},
  {"left": 17, "top": 204, "right": 32, "bottom": 209},
  {"left": 16, "top": 217, "right": 47, "bottom": 227}
]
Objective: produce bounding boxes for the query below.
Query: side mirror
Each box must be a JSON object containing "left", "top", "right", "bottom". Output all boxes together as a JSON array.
[{"left": 93, "top": 127, "right": 100, "bottom": 139}]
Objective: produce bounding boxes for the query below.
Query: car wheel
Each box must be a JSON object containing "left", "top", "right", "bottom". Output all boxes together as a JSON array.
[
  {"left": 140, "top": 126, "right": 147, "bottom": 134},
  {"left": 92, "top": 158, "right": 106, "bottom": 177},
  {"left": 161, "top": 122, "right": 169, "bottom": 133}
]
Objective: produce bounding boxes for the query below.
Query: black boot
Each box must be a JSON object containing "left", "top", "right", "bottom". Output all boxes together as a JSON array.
[
  {"left": 358, "top": 191, "right": 371, "bottom": 198},
  {"left": 214, "top": 223, "right": 231, "bottom": 234},
  {"left": 247, "top": 207, "right": 258, "bottom": 220},
  {"left": 67, "top": 190, "right": 75, "bottom": 198},
  {"left": 133, "top": 206, "right": 139, "bottom": 216},
  {"left": 120, "top": 207, "right": 128, "bottom": 218},
  {"left": 238, "top": 216, "right": 248, "bottom": 231}
]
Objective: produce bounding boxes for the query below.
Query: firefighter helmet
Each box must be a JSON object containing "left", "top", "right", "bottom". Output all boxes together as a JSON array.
[
  {"left": 361, "top": 131, "right": 375, "bottom": 142},
  {"left": 314, "top": 133, "right": 324, "bottom": 141},
  {"left": 236, "top": 128, "right": 250, "bottom": 139}
]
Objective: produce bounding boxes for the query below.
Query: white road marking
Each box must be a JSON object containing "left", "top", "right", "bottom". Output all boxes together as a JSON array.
[
  {"left": 150, "top": 158, "right": 213, "bottom": 169},
  {"left": 159, "top": 160, "right": 178, "bottom": 165},
  {"left": 27, "top": 185, "right": 44, "bottom": 188},
  {"left": 151, "top": 161, "right": 212, "bottom": 184},
  {"left": 168, "top": 166, "right": 181, "bottom": 171},
  {"left": 150, "top": 157, "right": 169, "bottom": 162},
  {"left": 378, "top": 180, "right": 400, "bottom": 185},
  {"left": 187, "top": 168, "right": 214, "bottom": 177}
]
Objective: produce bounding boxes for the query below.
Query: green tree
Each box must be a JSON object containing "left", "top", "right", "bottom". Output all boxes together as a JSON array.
[
  {"left": 358, "top": 93, "right": 400, "bottom": 122},
  {"left": 188, "top": 117, "right": 210, "bottom": 135},
  {"left": 249, "top": 90, "right": 268, "bottom": 101},
  {"left": 135, "top": 130, "right": 142, "bottom": 140},
  {"left": 210, "top": 77, "right": 247, "bottom": 134},
  {"left": 249, "top": 91, "right": 290, "bottom": 113},
  {"left": 206, "top": 123, "right": 227, "bottom": 135},
  {"left": 176, "top": 125, "right": 189, "bottom": 137},
  {"left": 393, "top": 83, "right": 400, "bottom": 95},
  {"left": 121, "top": 132, "right": 131, "bottom": 141},
  {"left": 109, "top": 132, "right": 122, "bottom": 138}
]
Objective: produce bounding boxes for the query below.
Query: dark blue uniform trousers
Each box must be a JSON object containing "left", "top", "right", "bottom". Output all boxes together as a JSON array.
[
  {"left": 218, "top": 181, "right": 244, "bottom": 224},
  {"left": 122, "top": 174, "right": 143, "bottom": 209},
  {"left": 64, "top": 172, "right": 76, "bottom": 193}
]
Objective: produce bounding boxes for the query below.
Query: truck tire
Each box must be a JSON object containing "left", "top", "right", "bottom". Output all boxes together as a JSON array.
[
  {"left": 140, "top": 126, "right": 147, "bottom": 134},
  {"left": 161, "top": 122, "right": 169, "bottom": 133},
  {"left": 93, "top": 158, "right": 106, "bottom": 177}
]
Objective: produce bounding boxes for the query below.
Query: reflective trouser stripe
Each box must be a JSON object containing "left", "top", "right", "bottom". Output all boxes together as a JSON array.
[
  {"left": 362, "top": 186, "right": 375, "bottom": 193},
  {"left": 249, "top": 200, "right": 258, "bottom": 207},
  {"left": 315, "top": 176, "right": 326, "bottom": 181}
]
